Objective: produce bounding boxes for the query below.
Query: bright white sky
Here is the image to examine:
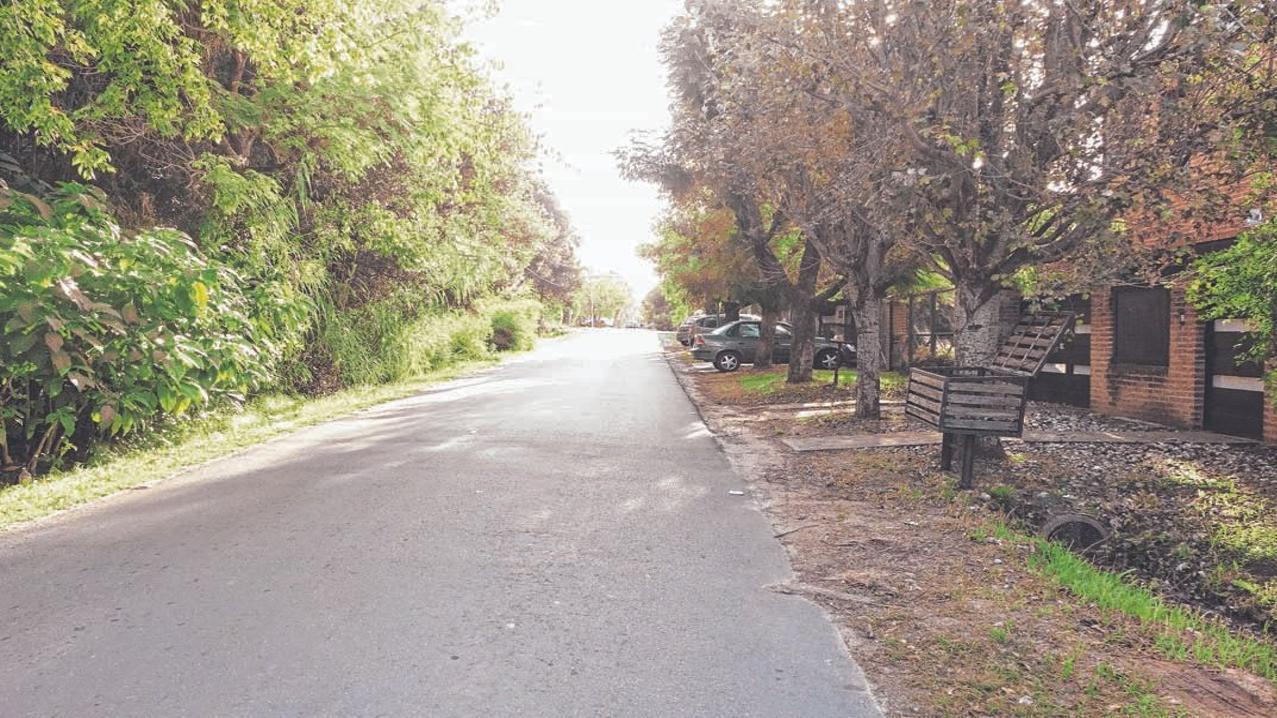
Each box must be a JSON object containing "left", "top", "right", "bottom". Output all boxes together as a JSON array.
[{"left": 462, "top": 0, "right": 683, "bottom": 301}]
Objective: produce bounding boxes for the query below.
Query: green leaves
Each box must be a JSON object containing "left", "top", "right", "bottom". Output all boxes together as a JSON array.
[
  {"left": 1, "top": 184, "right": 278, "bottom": 468},
  {"left": 1189, "top": 221, "right": 1277, "bottom": 397},
  {"left": 0, "top": 0, "right": 580, "bottom": 477},
  {"left": 0, "top": 0, "right": 221, "bottom": 177}
]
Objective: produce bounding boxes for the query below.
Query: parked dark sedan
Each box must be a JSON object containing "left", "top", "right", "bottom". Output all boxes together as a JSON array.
[{"left": 691, "top": 320, "right": 853, "bottom": 372}]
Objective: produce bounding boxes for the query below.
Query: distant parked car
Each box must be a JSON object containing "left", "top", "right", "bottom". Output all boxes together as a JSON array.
[
  {"left": 691, "top": 320, "right": 853, "bottom": 372},
  {"left": 675, "top": 316, "right": 701, "bottom": 346},
  {"left": 677, "top": 313, "right": 760, "bottom": 346}
]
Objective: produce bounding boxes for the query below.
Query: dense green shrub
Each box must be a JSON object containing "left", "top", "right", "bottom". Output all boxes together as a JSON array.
[
  {"left": 487, "top": 298, "right": 541, "bottom": 352},
  {"left": 304, "top": 297, "right": 539, "bottom": 390},
  {"left": 0, "top": 185, "right": 283, "bottom": 474},
  {"left": 302, "top": 296, "right": 552, "bottom": 390}
]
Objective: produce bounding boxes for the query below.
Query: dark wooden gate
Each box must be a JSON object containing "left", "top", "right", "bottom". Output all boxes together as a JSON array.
[{"left": 1205, "top": 319, "right": 1265, "bottom": 439}]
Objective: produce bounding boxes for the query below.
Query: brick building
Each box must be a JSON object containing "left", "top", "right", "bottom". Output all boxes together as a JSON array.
[{"left": 875, "top": 280, "right": 1273, "bottom": 444}]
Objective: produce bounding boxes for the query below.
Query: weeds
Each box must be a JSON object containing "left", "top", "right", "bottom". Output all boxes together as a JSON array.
[{"left": 1027, "top": 528, "right": 1277, "bottom": 683}]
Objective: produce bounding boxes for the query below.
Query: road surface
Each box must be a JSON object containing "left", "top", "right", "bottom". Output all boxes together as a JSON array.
[{"left": 1, "top": 330, "right": 880, "bottom": 717}]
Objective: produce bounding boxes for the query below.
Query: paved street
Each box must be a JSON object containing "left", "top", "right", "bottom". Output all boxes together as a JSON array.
[{"left": 1, "top": 331, "right": 879, "bottom": 717}]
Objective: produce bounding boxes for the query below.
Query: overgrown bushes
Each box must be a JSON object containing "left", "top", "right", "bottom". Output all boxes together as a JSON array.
[
  {"left": 0, "top": 185, "right": 286, "bottom": 474},
  {"left": 0, "top": 183, "right": 559, "bottom": 479},
  {"left": 0, "top": 2, "right": 583, "bottom": 482},
  {"left": 487, "top": 298, "right": 541, "bottom": 352},
  {"left": 306, "top": 297, "right": 539, "bottom": 390}
]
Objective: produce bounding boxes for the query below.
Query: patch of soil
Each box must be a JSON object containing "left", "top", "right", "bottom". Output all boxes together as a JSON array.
[{"left": 665, "top": 347, "right": 1277, "bottom": 718}]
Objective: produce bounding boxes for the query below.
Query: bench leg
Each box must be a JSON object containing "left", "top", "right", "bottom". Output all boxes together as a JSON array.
[
  {"left": 959, "top": 435, "right": 976, "bottom": 490},
  {"left": 940, "top": 432, "right": 954, "bottom": 470}
]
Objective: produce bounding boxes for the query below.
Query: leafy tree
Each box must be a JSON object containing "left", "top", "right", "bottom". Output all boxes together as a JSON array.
[
  {"left": 624, "top": 0, "right": 840, "bottom": 375},
  {"left": 1190, "top": 222, "right": 1277, "bottom": 393},
  {"left": 520, "top": 181, "right": 583, "bottom": 308},
  {"left": 711, "top": 1, "right": 917, "bottom": 411},
  {"left": 0, "top": 1, "right": 582, "bottom": 473},
  {"left": 572, "top": 276, "right": 632, "bottom": 327},
  {"left": 0, "top": 0, "right": 580, "bottom": 395},
  {"left": 638, "top": 200, "right": 764, "bottom": 314},
  {"left": 640, "top": 286, "right": 684, "bottom": 331},
  {"left": 815, "top": 0, "right": 1276, "bottom": 363}
]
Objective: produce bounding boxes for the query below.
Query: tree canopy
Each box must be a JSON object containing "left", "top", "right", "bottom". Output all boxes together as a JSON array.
[{"left": 632, "top": 0, "right": 1277, "bottom": 399}]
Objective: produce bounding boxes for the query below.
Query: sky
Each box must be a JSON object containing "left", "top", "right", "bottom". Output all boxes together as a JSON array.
[{"left": 462, "top": 0, "right": 683, "bottom": 301}]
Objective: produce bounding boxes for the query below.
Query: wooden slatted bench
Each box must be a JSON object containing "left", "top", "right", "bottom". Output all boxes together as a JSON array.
[{"left": 906, "top": 312, "right": 1076, "bottom": 489}]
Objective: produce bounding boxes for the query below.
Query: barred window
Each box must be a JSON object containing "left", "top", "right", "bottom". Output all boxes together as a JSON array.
[{"left": 1112, "top": 287, "right": 1170, "bottom": 366}]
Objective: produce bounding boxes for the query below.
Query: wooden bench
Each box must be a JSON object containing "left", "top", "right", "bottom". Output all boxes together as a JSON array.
[{"left": 906, "top": 312, "right": 1076, "bottom": 488}]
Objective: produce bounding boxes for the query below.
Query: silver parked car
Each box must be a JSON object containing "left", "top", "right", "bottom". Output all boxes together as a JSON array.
[{"left": 691, "top": 320, "right": 853, "bottom": 372}]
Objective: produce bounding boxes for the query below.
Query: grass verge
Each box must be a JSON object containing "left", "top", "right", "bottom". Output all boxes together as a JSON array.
[
  {"left": 0, "top": 357, "right": 500, "bottom": 530},
  {"left": 736, "top": 368, "right": 908, "bottom": 396},
  {"left": 738, "top": 368, "right": 842, "bottom": 394}
]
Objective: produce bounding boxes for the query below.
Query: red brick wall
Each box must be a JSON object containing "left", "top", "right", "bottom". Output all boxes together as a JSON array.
[{"left": 1090, "top": 284, "right": 1206, "bottom": 429}]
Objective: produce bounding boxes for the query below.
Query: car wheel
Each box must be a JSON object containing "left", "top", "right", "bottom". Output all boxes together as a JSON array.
[
  {"left": 814, "top": 348, "right": 840, "bottom": 370},
  {"left": 679, "top": 339, "right": 690, "bottom": 346},
  {"left": 714, "top": 351, "right": 743, "bottom": 372}
]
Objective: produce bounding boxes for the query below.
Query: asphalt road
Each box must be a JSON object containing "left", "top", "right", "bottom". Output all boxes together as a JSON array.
[{"left": 1, "top": 330, "right": 880, "bottom": 717}]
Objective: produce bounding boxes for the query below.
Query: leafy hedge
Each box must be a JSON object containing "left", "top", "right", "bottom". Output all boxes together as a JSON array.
[
  {"left": 0, "top": 183, "right": 558, "bottom": 479},
  {"left": 307, "top": 297, "right": 548, "bottom": 389},
  {"left": 0, "top": 185, "right": 286, "bottom": 474}
]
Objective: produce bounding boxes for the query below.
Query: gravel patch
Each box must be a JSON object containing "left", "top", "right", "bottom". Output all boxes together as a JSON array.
[{"left": 1022, "top": 402, "right": 1167, "bottom": 433}]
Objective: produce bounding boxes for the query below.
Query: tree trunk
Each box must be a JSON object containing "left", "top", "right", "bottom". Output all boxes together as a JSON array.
[
  {"left": 954, "top": 279, "right": 1001, "bottom": 366},
  {"left": 785, "top": 238, "right": 824, "bottom": 384},
  {"left": 954, "top": 278, "right": 1006, "bottom": 461},
  {"left": 851, "top": 294, "right": 883, "bottom": 419},
  {"left": 786, "top": 304, "right": 818, "bottom": 383},
  {"left": 756, "top": 304, "right": 779, "bottom": 369},
  {"left": 723, "top": 301, "right": 741, "bottom": 322}
]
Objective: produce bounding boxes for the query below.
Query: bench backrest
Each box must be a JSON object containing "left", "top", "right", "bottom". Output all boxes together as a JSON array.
[{"left": 990, "top": 312, "right": 1077, "bottom": 377}]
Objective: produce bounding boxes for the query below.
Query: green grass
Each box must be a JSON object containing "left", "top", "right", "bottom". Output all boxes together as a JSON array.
[
  {"left": 736, "top": 368, "right": 907, "bottom": 396},
  {"left": 1023, "top": 526, "right": 1277, "bottom": 683},
  {"left": 737, "top": 369, "right": 840, "bottom": 394},
  {"left": 990, "top": 622, "right": 1014, "bottom": 644},
  {"left": 0, "top": 357, "right": 505, "bottom": 530}
]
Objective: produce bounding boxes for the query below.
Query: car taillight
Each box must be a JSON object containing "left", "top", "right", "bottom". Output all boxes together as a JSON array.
[{"left": 694, "top": 335, "right": 705, "bottom": 346}]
